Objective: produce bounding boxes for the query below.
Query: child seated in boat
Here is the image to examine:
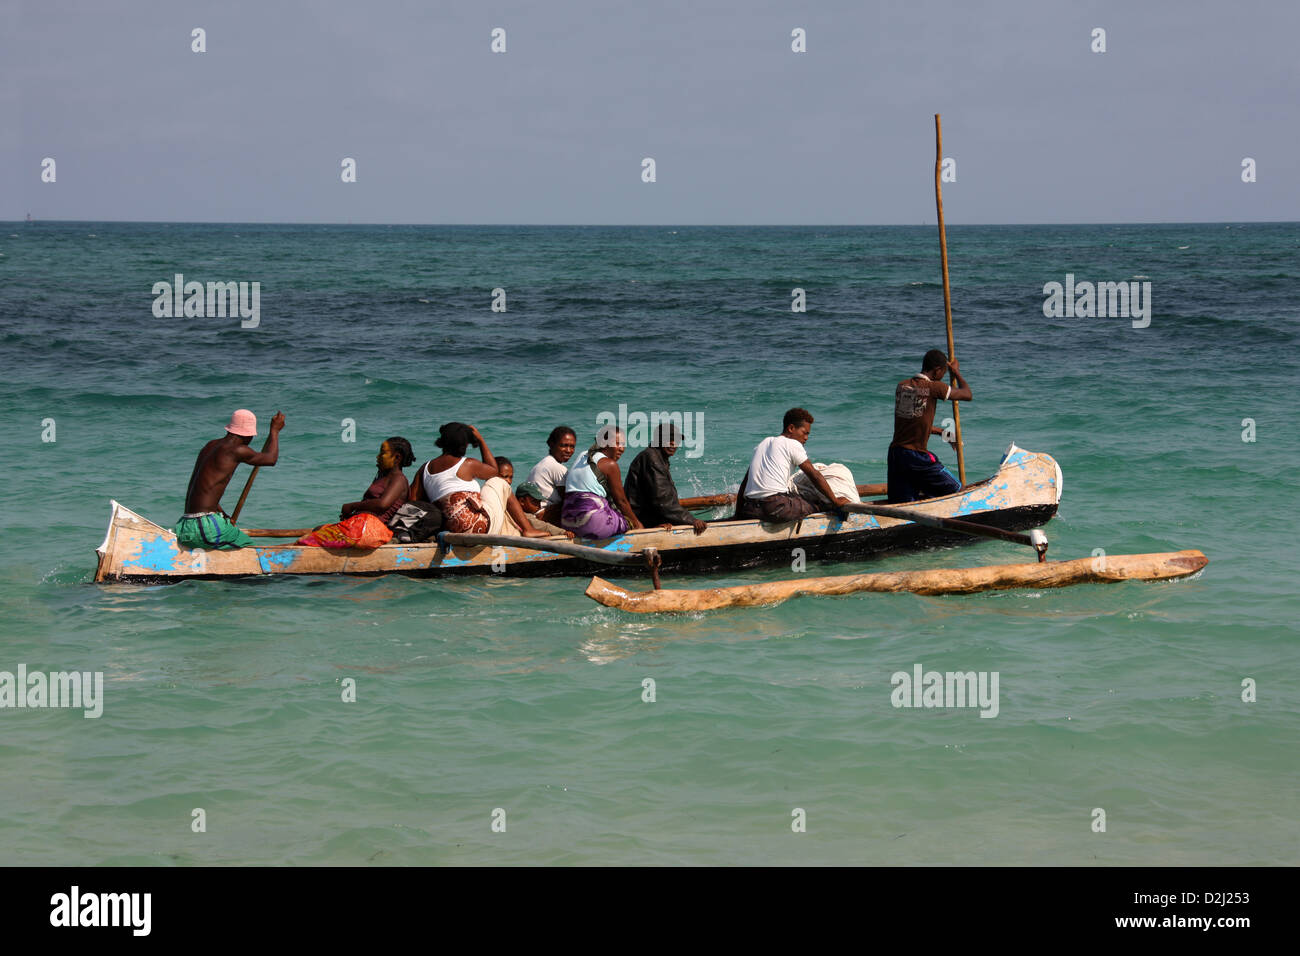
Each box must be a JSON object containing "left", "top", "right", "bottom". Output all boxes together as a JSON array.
[{"left": 481, "top": 458, "right": 571, "bottom": 539}]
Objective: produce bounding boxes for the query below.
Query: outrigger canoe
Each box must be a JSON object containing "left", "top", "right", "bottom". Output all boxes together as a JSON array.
[{"left": 94, "top": 444, "right": 1062, "bottom": 584}]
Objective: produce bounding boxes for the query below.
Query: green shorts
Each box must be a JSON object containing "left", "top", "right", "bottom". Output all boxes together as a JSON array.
[{"left": 176, "top": 512, "right": 255, "bottom": 550}]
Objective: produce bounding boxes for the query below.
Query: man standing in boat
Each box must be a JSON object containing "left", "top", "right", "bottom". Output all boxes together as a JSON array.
[
  {"left": 735, "top": 408, "right": 851, "bottom": 522},
  {"left": 177, "top": 409, "right": 284, "bottom": 549},
  {"left": 887, "top": 350, "right": 970, "bottom": 503}
]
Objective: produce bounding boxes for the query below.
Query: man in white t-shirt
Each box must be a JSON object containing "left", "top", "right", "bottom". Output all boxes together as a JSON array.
[{"left": 735, "top": 408, "right": 851, "bottom": 522}]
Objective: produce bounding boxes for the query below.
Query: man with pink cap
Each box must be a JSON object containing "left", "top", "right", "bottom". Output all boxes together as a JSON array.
[{"left": 177, "top": 409, "right": 285, "bottom": 549}]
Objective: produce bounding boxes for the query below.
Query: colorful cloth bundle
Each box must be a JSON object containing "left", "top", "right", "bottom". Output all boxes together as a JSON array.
[{"left": 297, "top": 513, "right": 393, "bottom": 549}]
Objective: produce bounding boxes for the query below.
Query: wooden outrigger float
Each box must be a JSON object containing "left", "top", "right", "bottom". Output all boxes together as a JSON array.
[
  {"left": 586, "top": 551, "right": 1209, "bottom": 613},
  {"left": 94, "top": 444, "right": 1061, "bottom": 584}
]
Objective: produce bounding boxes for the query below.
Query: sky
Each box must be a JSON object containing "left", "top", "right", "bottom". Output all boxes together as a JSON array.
[{"left": 4, "top": 0, "right": 1297, "bottom": 224}]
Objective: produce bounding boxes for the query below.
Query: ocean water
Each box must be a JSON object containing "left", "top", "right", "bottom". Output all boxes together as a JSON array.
[{"left": 0, "top": 221, "right": 1296, "bottom": 865}]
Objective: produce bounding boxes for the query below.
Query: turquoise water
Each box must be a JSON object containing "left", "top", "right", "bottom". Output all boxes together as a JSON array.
[{"left": 1, "top": 222, "right": 1296, "bottom": 865}]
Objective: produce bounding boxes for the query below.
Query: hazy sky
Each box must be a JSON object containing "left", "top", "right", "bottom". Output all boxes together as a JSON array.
[{"left": 5, "top": 0, "right": 1297, "bottom": 224}]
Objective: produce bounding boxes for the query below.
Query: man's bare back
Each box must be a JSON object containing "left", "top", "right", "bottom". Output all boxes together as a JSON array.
[{"left": 184, "top": 412, "right": 284, "bottom": 514}]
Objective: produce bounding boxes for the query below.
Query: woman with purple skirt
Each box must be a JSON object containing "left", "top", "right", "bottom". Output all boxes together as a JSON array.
[{"left": 560, "top": 427, "right": 644, "bottom": 539}]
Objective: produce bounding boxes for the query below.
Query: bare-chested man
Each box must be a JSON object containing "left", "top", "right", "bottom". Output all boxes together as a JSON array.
[
  {"left": 177, "top": 409, "right": 285, "bottom": 549},
  {"left": 887, "top": 350, "right": 971, "bottom": 502}
]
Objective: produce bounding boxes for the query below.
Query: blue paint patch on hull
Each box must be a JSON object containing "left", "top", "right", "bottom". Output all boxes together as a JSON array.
[
  {"left": 1001, "top": 448, "right": 1032, "bottom": 467},
  {"left": 955, "top": 482, "right": 1010, "bottom": 515},
  {"left": 258, "top": 549, "right": 299, "bottom": 571},
  {"left": 125, "top": 537, "right": 181, "bottom": 573}
]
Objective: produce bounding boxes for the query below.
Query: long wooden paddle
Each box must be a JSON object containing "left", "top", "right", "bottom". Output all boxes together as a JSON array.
[
  {"left": 229, "top": 466, "right": 259, "bottom": 523},
  {"left": 244, "top": 528, "right": 651, "bottom": 569},
  {"left": 840, "top": 500, "right": 1046, "bottom": 555},
  {"left": 934, "top": 113, "right": 966, "bottom": 485},
  {"left": 438, "top": 532, "right": 647, "bottom": 566}
]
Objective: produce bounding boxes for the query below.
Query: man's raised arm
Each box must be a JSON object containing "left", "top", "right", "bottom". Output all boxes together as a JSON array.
[
  {"left": 945, "top": 359, "right": 972, "bottom": 402},
  {"left": 243, "top": 411, "right": 285, "bottom": 466}
]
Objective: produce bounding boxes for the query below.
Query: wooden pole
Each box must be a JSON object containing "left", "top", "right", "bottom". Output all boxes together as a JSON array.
[
  {"left": 585, "top": 551, "right": 1209, "bottom": 613},
  {"left": 245, "top": 530, "right": 652, "bottom": 569},
  {"left": 439, "top": 532, "right": 645, "bottom": 566},
  {"left": 840, "top": 500, "right": 1042, "bottom": 552},
  {"left": 229, "top": 466, "right": 259, "bottom": 524},
  {"left": 934, "top": 113, "right": 966, "bottom": 484},
  {"left": 678, "top": 493, "right": 734, "bottom": 509}
]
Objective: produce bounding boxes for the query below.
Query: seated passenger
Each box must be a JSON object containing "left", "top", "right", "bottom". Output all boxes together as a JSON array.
[
  {"left": 480, "top": 457, "right": 573, "bottom": 539},
  {"left": 735, "top": 407, "right": 850, "bottom": 522},
  {"left": 624, "top": 423, "right": 707, "bottom": 535},
  {"left": 411, "top": 422, "right": 499, "bottom": 533},
  {"left": 560, "top": 427, "right": 644, "bottom": 538},
  {"left": 339, "top": 437, "right": 415, "bottom": 524},
  {"left": 517, "top": 426, "right": 576, "bottom": 525}
]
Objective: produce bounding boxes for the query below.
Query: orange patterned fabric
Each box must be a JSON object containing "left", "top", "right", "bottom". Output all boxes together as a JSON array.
[{"left": 297, "top": 513, "right": 394, "bottom": 549}]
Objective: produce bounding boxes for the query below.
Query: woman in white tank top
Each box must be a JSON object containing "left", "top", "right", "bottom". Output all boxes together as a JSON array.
[{"left": 411, "top": 422, "right": 500, "bottom": 534}]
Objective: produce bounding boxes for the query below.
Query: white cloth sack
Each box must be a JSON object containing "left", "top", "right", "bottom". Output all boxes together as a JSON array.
[{"left": 790, "top": 462, "right": 861, "bottom": 504}]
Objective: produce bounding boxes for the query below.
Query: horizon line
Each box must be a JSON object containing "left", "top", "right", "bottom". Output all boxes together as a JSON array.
[{"left": 7, "top": 218, "right": 1300, "bottom": 228}]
